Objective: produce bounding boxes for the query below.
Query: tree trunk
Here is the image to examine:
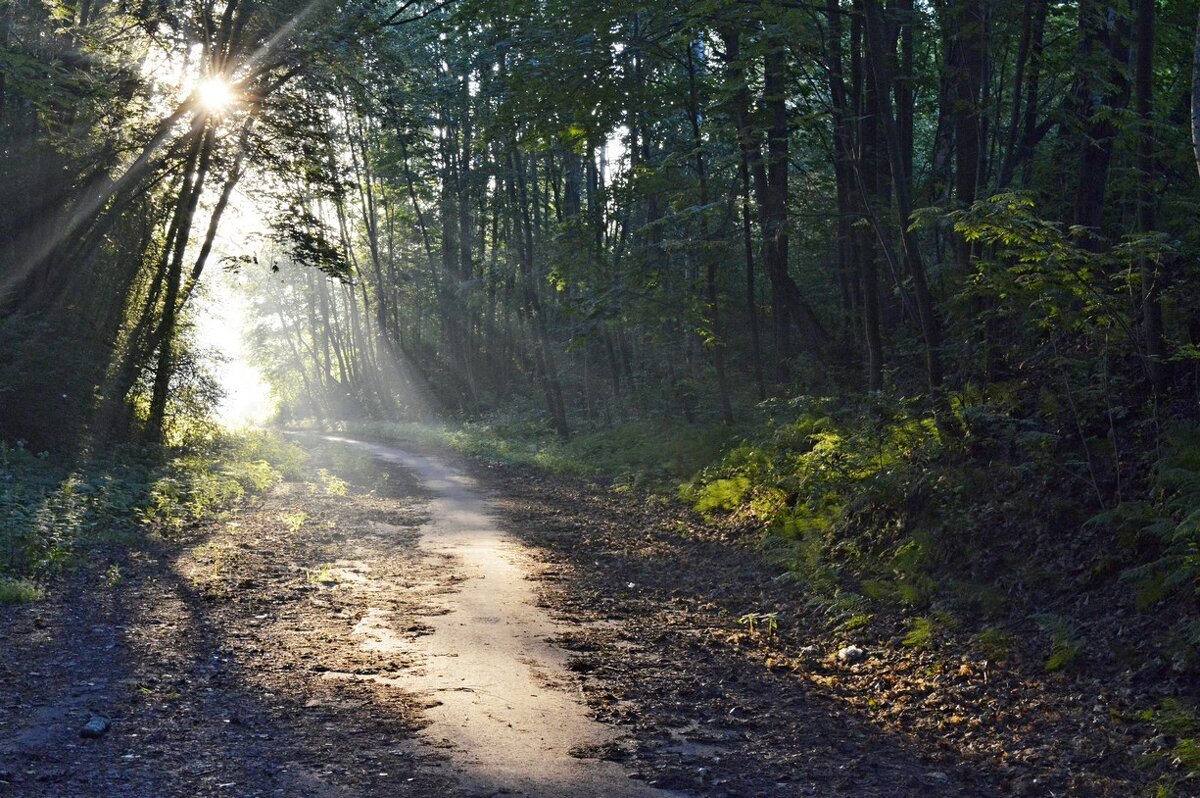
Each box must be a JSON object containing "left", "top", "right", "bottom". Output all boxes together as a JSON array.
[
  {"left": 686, "top": 37, "right": 734, "bottom": 424},
  {"left": 861, "top": 0, "right": 944, "bottom": 392},
  {"left": 1136, "top": 0, "right": 1166, "bottom": 393},
  {"left": 722, "top": 27, "right": 827, "bottom": 383},
  {"left": 148, "top": 126, "right": 215, "bottom": 438},
  {"left": 1071, "top": 0, "right": 1132, "bottom": 247},
  {"left": 1192, "top": 5, "right": 1200, "bottom": 178}
]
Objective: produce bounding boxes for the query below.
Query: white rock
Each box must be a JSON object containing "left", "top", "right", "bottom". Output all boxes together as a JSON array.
[{"left": 836, "top": 645, "right": 866, "bottom": 663}]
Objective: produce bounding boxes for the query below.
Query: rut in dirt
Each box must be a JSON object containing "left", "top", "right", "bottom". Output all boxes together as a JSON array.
[{"left": 325, "top": 436, "right": 674, "bottom": 798}]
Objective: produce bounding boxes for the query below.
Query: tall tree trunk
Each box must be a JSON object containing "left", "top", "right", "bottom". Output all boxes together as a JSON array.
[
  {"left": 722, "top": 28, "right": 827, "bottom": 382},
  {"left": 1071, "top": 0, "right": 1132, "bottom": 247},
  {"left": 830, "top": 0, "right": 883, "bottom": 390},
  {"left": 686, "top": 37, "right": 734, "bottom": 424},
  {"left": 1192, "top": 5, "right": 1200, "bottom": 178},
  {"left": 763, "top": 39, "right": 792, "bottom": 381},
  {"left": 740, "top": 152, "right": 767, "bottom": 400},
  {"left": 998, "top": 0, "right": 1046, "bottom": 188},
  {"left": 861, "top": 0, "right": 944, "bottom": 392},
  {"left": 148, "top": 126, "right": 215, "bottom": 437},
  {"left": 941, "top": 0, "right": 988, "bottom": 271},
  {"left": 1136, "top": 0, "right": 1166, "bottom": 393},
  {"left": 509, "top": 149, "right": 569, "bottom": 439}
]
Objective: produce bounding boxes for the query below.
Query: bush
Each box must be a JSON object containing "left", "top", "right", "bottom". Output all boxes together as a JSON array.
[
  {"left": 0, "top": 431, "right": 306, "bottom": 585},
  {"left": 0, "top": 576, "right": 44, "bottom": 604}
]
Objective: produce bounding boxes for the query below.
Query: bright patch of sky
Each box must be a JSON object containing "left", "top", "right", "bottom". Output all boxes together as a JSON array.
[{"left": 193, "top": 190, "right": 276, "bottom": 428}]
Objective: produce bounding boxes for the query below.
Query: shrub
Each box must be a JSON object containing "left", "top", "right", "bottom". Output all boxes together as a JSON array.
[{"left": 0, "top": 430, "right": 306, "bottom": 586}]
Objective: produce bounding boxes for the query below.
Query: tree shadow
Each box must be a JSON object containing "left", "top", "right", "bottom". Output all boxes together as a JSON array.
[
  {"left": 477, "top": 463, "right": 1025, "bottom": 797},
  {"left": 0, "top": 448, "right": 456, "bottom": 797}
]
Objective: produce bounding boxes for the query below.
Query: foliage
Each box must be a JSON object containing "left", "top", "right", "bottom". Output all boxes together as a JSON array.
[
  {"left": 279, "top": 511, "right": 309, "bottom": 533},
  {"left": 326, "top": 416, "right": 742, "bottom": 487},
  {"left": 1141, "top": 699, "right": 1200, "bottom": 796},
  {"left": 1033, "top": 613, "right": 1085, "bottom": 672},
  {"left": 0, "top": 432, "right": 306, "bottom": 585},
  {"left": 0, "top": 577, "right": 44, "bottom": 605},
  {"left": 901, "top": 614, "right": 959, "bottom": 651},
  {"left": 680, "top": 395, "right": 945, "bottom": 592},
  {"left": 1101, "top": 424, "right": 1200, "bottom": 611},
  {"left": 737, "top": 611, "right": 779, "bottom": 636},
  {"left": 974, "top": 627, "right": 1017, "bottom": 662}
]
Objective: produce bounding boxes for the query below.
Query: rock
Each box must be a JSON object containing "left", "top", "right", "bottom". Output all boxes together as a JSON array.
[
  {"left": 799, "top": 645, "right": 820, "bottom": 657},
  {"left": 1148, "top": 733, "right": 1173, "bottom": 750},
  {"left": 80, "top": 716, "right": 110, "bottom": 739},
  {"left": 836, "top": 645, "right": 865, "bottom": 663}
]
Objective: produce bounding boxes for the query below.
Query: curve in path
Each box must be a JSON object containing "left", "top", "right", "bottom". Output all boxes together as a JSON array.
[{"left": 325, "top": 436, "right": 680, "bottom": 798}]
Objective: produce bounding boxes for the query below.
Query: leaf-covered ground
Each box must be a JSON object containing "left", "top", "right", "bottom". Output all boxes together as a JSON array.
[
  {"left": 480, "top": 464, "right": 1164, "bottom": 797},
  {"left": 0, "top": 444, "right": 453, "bottom": 797}
]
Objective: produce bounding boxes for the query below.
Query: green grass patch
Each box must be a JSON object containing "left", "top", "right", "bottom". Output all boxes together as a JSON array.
[
  {"left": 320, "top": 416, "right": 742, "bottom": 487},
  {"left": 279, "top": 511, "right": 309, "bottom": 533},
  {"left": 1034, "top": 613, "right": 1085, "bottom": 672},
  {"left": 1141, "top": 699, "right": 1200, "bottom": 797},
  {"left": 0, "top": 430, "right": 307, "bottom": 590},
  {"left": 974, "top": 626, "right": 1017, "bottom": 662},
  {"left": 0, "top": 576, "right": 43, "bottom": 604}
]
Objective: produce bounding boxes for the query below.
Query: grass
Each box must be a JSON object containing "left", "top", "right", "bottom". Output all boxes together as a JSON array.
[
  {"left": 0, "top": 576, "right": 43, "bottom": 604},
  {"left": 307, "top": 564, "right": 341, "bottom": 585},
  {"left": 0, "top": 430, "right": 307, "bottom": 593},
  {"left": 312, "top": 415, "right": 743, "bottom": 487},
  {"left": 279, "top": 511, "right": 309, "bottom": 533},
  {"left": 1141, "top": 699, "right": 1200, "bottom": 797}
]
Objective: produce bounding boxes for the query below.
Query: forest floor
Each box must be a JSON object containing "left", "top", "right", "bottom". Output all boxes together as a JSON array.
[{"left": 0, "top": 434, "right": 1153, "bottom": 797}]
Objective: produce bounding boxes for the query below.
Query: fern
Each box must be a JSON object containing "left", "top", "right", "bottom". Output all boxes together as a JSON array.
[
  {"left": 1034, "top": 613, "right": 1084, "bottom": 672},
  {"left": 1114, "top": 424, "right": 1200, "bottom": 611}
]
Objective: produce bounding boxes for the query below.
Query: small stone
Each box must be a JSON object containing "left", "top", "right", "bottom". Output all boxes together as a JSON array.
[
  {"left": 80, "top": 716, "right": 110, "bottom": 739},
  {"left": 799, "top": 645, "right": 820, "bottom": 656},
  {"left": 836, "top": 645, "right": 865, "bottom": 663}
]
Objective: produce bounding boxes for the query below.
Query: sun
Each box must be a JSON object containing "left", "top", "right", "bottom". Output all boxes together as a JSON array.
[{"left": 197, "top": 77, "right": 236, "bottom": 112}]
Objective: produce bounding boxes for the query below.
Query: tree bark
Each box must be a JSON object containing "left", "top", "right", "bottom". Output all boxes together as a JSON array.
[
  {"left": 861, "top": 0, "right": 944, "bottom": 392},
  {"left": 148, "top": 125, "right": 215, "bottom": 437},
  {"left": 1192, "top": 5, "right": 1200, "bottom": 179},
  {"left": 686, "top": 37, "right": 734, "bottom": 424},
  {"left": 1136, "top": 0, "right": 1166, "bottom": 393},
  {"left": 1071, "top": 0, "right": 1132, "bottom": 247}
]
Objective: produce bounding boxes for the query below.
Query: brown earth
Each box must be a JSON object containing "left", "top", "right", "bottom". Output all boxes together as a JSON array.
[{"left": 0, "top": 435, "right": 1158, "bottom": 797}]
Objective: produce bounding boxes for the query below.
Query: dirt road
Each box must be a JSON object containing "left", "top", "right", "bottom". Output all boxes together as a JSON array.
[
  {"left": 1, "top": 435, "right": 1143, "bottom": 797},
  {"left": 320, "top": 437, "right": 669, "bottom": 797}
]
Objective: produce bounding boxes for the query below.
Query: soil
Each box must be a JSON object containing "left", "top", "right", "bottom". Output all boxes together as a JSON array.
[{"left": 0, "top": 434, "right": 1160, "bottom": 797}]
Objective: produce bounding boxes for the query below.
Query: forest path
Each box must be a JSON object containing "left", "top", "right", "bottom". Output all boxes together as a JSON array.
[
  {"left": 319, "top": 436, "right": 671, "bottom": 797},
  {"left": 1, "top": 433, "right": 1049, "bottom": 798}
]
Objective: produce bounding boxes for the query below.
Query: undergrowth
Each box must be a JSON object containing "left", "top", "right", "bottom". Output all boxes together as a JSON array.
[
  {"left": 678, "top": 394, "right": 1200, "bottom": 671},
  {"left": 0, "top": 430, "right": 306, "bottom": 595},
  {"left": 317, "top": 415, "right": 741, "bottom": 487},
  {"left": 1141, "top": 699, "right": 1200, "bottom": 797}
]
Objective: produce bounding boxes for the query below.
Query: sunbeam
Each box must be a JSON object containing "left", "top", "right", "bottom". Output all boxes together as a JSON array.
[{"left": 0, "top": 0, "right": 333, "bottom": 306}]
